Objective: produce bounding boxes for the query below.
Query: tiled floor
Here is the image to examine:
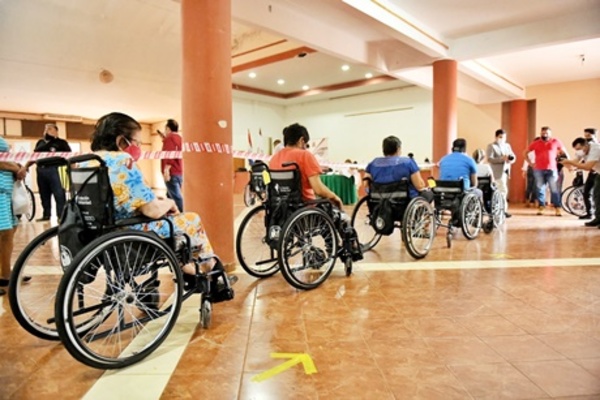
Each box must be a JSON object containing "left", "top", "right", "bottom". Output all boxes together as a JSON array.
[{"left": 2, "top": 202, "right": 600, "bottom": 399}]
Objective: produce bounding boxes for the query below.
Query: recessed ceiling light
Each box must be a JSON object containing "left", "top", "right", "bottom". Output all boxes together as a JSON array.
[
  {"left": 341, "top": 64, "right": 350, "bottom": 71},
  {"left": 248, "top": 72, "right": 257, "bottom": 79},
  {"left": 365, "top": 72, "right": 373, "bottom": 79},
  {"left": 277, "top": 79, "right": 285, "bottom": 85},
  {"left": 302, "top": 85, "right": 310, "bottom": 91}
]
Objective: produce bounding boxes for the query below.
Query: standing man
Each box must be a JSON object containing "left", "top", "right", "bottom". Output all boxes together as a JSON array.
[
  {"left": 524, "top": 126, "right": 568, "bottom": 216},
  {"left": 486, "top": 129, "right": 516, "bottom": 217},
  {"left": 580, "top": 128, "right": 597, "bottom": 220},
  {"left": 34, "top": 123, "right": 71, "bottom": 221},
  {"left": 561, "top": 137, "right": 600, "bottom": 227},
  {"left": 161, "top": 119, "right": 183, "bottom": 212}
]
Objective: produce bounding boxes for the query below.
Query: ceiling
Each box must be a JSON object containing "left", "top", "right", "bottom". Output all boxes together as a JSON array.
[{"left": 0, "top": 0, "right": 599, "bottom": 122}]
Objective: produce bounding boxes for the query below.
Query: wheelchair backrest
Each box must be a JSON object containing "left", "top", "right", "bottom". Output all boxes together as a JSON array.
[
  {"left": 477, "top": 176, "right": 494, "bottom": 202},
  {"left": 368, "top": 179, "right": 410, "bottom": 235},
  {"left": 432, "top": 179, "right": 464, "bottom": 209},
  {"left": 58, "top": 155, "right": 115, "bottom": 270}
]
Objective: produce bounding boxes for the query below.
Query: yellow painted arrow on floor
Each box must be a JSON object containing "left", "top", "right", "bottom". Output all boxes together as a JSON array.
[
  {"left": 490, "top": 253, "right": 513, "bottom": 259},
  {"left": 252, "top": 353, "right": 317, "bottom": 383}
]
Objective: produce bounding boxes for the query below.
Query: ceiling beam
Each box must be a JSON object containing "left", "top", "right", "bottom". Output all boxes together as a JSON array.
[{"left": 232, "top": 46, "right": 316, "bottom": 73}]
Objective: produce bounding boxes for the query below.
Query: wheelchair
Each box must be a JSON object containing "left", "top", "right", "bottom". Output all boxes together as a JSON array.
[
  {"left": 236, "top": 161, "right": 362, "bottom": 290},
  {"left": 9, "top": 154, "right": 235, "bottom": 369},
  {"left": 477, "top": 176, "right": 506, "bottom": 232},
  {"left": 350, "top": 178, "right": 435, "bottom": 259},
  {"left": 430, "top": 179, "right": 483, "bottom": 248}
]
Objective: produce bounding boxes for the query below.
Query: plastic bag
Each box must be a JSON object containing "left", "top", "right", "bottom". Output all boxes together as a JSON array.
[{"left": 12, "top": 181, "right": 29, "bottom": 216}]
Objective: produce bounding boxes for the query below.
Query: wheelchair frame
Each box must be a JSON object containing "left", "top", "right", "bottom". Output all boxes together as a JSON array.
[
  {"left": 10, "top": 154, "right": 235, "bottom": 369},
  {"left": 236, "top": 161, "right": 362, "bottom": 290},
  {"left": 350, "top": 178, "right": 436, "bottom": 259}
]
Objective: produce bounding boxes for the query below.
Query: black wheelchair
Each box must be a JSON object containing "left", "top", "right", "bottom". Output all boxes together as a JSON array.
[
  {"left": 430, "top": 179, "right": 483, "bottom": 248},
  {"left": 477, "top": 176, "right": 506, "bottom": 232},
  {"left": 9, "top": 154, "right": 235, "bottom": 369},
  {"left": 236, "top": 161, "right": 362, "bottom": 290},
  {"left": 350, "top": 179, "right": 436, "bottom": 259}
]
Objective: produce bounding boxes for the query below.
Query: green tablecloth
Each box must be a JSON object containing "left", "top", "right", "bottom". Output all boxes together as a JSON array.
[{"left": 320, "top": 174, "right": 357, "bottom": 205}]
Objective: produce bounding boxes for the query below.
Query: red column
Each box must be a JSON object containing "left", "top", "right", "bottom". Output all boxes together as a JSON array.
[
  {"left": 432, "top": 60, "right": 458, "bottom": 166},
  {"left": 181, "top": 0, "right": 234, "bottom": 263},
  {"left": 508, "top": 100, "right": 528, "bottom": 203}
]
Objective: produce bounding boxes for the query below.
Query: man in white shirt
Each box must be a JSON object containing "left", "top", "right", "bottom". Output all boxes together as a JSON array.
[
  {"left": 561, "top": 137, "right": 600, "bottom": 227},
  {"left": 486, "top": 129, "right": 516, "bottom": 217}
]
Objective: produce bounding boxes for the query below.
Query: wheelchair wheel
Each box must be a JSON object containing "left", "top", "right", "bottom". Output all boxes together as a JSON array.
[
  {"left": 560, "top": 185, "right": 575, "bottom": 214},
  {"left": 401, "top": 197, "right": 435, "bottom": 259},
  {"left": 243, "top": 183, "right": 256, "bottom": 207},
  {"left": 236, "top": 205, "right": 280, "bottom": 278},
  {"left": 350, "top": 196, "right": 382, "bottom": 252},
  {"left": 460, "top": 193, "right": 482, "bottom": 240},
  {"left": 491, "top": 191, "right": 506, "bottom": 227},
  {"left": 55, "top": 231, "right": 183, "bottom": 369},
  {"left": 278, "top": 207, "right": 338, "bottom": 290},
  {"left": 9, "top": 227, "right": 62, "bottom": 340},
  {"left": 565, "top": 186, "right": 587, "bottom": 217},
  {"left": 25, "top": 185, "right": 36, "bottom": 221}
]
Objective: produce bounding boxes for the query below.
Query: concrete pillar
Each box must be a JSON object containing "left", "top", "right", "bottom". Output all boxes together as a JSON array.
[
  {"left": 181, "top": 0, "right": 233, "bottom": 263},
  {"left": 507, "top": 99, "right": 529, "bottom": 203},
  {"left": 432, "top": 59, "right": 458, "bottom": 165}
]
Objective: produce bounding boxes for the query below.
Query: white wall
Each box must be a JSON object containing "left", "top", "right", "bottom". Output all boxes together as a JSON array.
[
  {"left": 458, "top": 100, "right": 502, "bottom": 159},
  {"left": 284, "top": 86, "right": 433, "bottom": 164},
  {"left": 232, "top": 98, "right": 286, "bottom": 154}
]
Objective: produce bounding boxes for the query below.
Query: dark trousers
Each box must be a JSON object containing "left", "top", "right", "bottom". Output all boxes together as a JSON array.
[
  {"left": 594, "top": 174, "right": 600, "bottom": 220},
  {"left": 165, "top": 175, "right": 184, "bottom": 212},
  {"left": 584, "top": 171, "right": 596, "bottom": 215},
  {"left": 525, "top": 166, "right": 536, "bottom": 203},
  {"left": 37, "top": 167, "right": 66, "bottom": 218}
]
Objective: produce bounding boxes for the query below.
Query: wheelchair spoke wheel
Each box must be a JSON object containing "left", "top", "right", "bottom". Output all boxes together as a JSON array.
[
  {"left": 279, "top": 208, "right": 338, "bottom": 290},
  {"left": 460, "top": 194, "right": 482, "bottom": 240},
  {"left": 402, "top": 198, "right": 435, "bottom": 259},
  {"left": 25, "top": 185, "right": 36, "bottom": 221},
  {"left": 566, "top": 186, "right": 588, "bottom": 217},
  {"left": 9, "top": 227, "right": 62, "bottom": 340},
  {"left": 560, "top": 185, "right": 575, "bottom": 214},
  {"left": 491, "top": 191, "right": 506, "bottom": 227},
  {"left": 55, "top": 232, "right": 183, "bottom": 369},
  {"left": 243, "top": 183, "right": 256, "bottom": 207},
  {"left": 350, "top": 196, "right": 382, "bottom": 252},
  {"left": 236, "top": 205, "right": 280, "bottom": 278}
]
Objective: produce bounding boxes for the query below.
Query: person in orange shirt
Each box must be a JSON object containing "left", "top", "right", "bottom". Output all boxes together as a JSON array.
[{"left": 269, "top": 123, "right": 343, "bottom": 209}]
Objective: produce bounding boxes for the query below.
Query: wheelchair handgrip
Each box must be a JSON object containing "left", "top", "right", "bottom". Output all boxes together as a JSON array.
[
  {"left": 36, "top": 156, "right": 68, "bottom": 168},
  {"left": 68, "top": 154, "right": 106, "bottom": 167}
]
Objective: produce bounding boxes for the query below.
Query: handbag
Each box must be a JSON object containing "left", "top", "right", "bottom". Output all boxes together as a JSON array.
[{"left": 12, "top": 181, "right": 29, "bottom": 216}]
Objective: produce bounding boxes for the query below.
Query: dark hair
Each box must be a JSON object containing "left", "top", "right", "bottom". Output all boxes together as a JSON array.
[
  {"left": 572, "top": 137, "right": 587, "bottom": 148},
  {"left": 452, "top": 138, "right": 467, "bottom": 152},
  {"left": 283, "top": 123, "right": 309, "bottom": 146},
  {"left": 472, "top": 149, "right": 485, "bottom": 163},
  {"left": 166, "top": 119, "right": 178, "bottom": 132},
  {"left": 541, "top": 126, "right": 551, "bottom": 131},
  {"left": 273, "top": 139, "right": 281, "bottom": 145},
  {"left": 91, "top": 112, "right": 142, "bottom": 151},
  {"left": 495, "top": 129, "right": 505, "bottom": 137},
  {"left": 407, "top": 152, "right": 414, "bottom": 159},
  {"left": 46, "top": 123, "right": 59, "bottom": 131},
  {"left": 584, "top": 128, "right": 597, "bottom": 136},
  {"left": 382, "top": 136, "right": 401, "bottom": 156}
]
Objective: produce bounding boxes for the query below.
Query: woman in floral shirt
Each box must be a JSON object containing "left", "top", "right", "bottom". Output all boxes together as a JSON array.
[{"left": 90, "top": 112, "right": 220, "bottom": 283}]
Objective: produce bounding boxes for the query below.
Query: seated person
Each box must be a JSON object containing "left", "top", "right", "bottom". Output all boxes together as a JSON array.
[
  {"left": 89, "top": 112, "right": 235, "bottom": 289},
  {"left": 364, "top": 136, "right": 433, "bottom": 202},
  {"left": 472, "top": 149, "right": 494, "bottom": 178},
  {"left": 269, "top": 123, "right": 343, "bottom": 209},
  {"left": 439, "top": 138, "right": 482, "bottom": 197}
]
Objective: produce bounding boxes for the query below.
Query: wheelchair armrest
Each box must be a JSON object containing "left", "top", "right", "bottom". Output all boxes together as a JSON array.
[
  {"left": 114, "top": 215, "right": 176, "bottom": 238},
  {"left": 68, "top": 154, "right": 106, "bottom": 167}
]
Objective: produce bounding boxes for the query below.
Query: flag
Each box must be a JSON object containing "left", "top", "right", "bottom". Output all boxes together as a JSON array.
[{"left": 247, "top": 129, "right": 253, "bottom": 149}]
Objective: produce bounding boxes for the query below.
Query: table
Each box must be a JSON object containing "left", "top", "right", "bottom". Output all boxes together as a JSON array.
[{"left": 320, "top": 174, "right": 357, "bottom": 205}]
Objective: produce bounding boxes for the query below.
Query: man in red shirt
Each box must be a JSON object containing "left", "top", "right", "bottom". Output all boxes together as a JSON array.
[
  {"left": 524, "top": 126, "right": 568, "bottom": 216},
  {"left": 161, "top": 119, "right": 184, "bottom": 212},
  {"left": 270, "top": 123, "right": 342, "bottom": 209}
]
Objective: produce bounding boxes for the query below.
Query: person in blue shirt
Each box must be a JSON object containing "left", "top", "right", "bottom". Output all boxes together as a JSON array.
[
  {"left": 365, "top": 136, "right": 433, "bottom": 201},
  {"left": 439, "top": 138, "right": 481, "bottom": 196}
]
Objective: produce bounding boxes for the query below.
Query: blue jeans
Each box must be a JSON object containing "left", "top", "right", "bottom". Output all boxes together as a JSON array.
[
  {"left": 533, "top": 169, "right": 560, "bottom": 207},
  {"left": 166, "top": 175, "right": 183, "bottom": 212}
]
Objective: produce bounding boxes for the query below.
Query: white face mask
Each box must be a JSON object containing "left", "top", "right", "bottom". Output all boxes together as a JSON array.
[
  {"left": 497, "top": 137, "right": 506, "bottom": 144},
  {"left": 575, "top": 149, "right": 586, "bottom": 159}
]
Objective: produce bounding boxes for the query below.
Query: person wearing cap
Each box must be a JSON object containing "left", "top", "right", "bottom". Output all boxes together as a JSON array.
[
  {"left": 486, "top": 129, "right": 516, "bottom": 218},
  {"left": 439, "top": 138, "right": 481, "bottom": 196}
]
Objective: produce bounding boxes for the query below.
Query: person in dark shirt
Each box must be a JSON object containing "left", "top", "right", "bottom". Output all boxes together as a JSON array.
[
  {"left": 160, "top": 119, "right": 184, "bottom": 212},
  {"left": 33, "top": 123, "right": 71, "bottom": 221}
]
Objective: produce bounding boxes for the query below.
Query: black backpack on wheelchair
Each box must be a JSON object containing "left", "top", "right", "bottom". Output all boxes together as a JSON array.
[{"left": 367, "top": 179, "right": 410, "bottom": 235}]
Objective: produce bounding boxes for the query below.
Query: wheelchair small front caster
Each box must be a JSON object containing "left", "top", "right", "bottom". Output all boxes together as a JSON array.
[
  {"left": 200, "top": 299, "right": 212, "bottom": 329},
  {"left": 446, "top": 232, "right": 453, "bottom": 248},
  {"left": 483, "top": 219, "right": 494, "bottom": 234},
  {"left": 344, "top": 258, "right": 352, "bottom": 277}
]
